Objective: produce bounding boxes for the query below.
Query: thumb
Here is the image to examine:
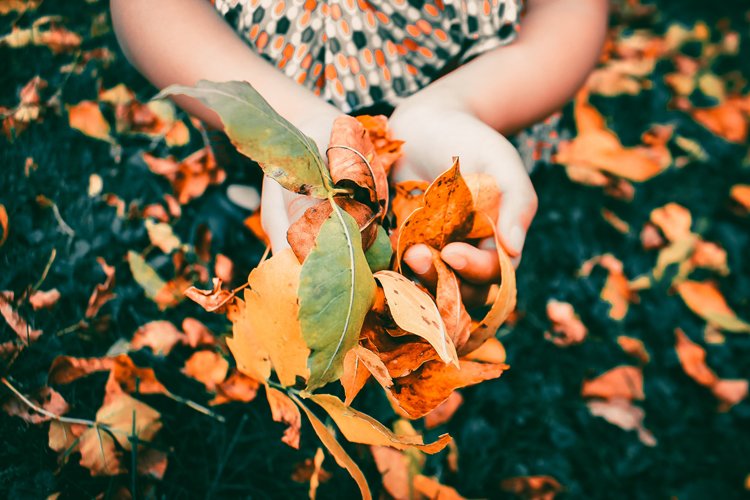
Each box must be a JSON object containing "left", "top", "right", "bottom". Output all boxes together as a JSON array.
[{"left": 493, "top": 162, "right": 538, "bottom": 260}]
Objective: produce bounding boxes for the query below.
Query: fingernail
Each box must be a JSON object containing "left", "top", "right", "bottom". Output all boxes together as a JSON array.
[
  {"left": 442, "top": 250, "right": 467, "bottom": 270},
  {"left": 405, "top": 246, "right": 432, "bottom": 274},
  {"left": 509, "top": 225, "right": 525, "bottom": 253}
]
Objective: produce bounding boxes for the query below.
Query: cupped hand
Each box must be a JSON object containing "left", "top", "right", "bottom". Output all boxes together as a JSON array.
[
  {"left": 388, "top": 93, "right": 537, "bottom": 297},
  {"left": 260, "top": 107, "right": 344, "bottom": 253}
]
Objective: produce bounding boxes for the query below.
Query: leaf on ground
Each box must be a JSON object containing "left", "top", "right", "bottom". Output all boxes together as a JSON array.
[
  {"left": 2, "top": 386, "right": 68, "bottom": 424},
  {"left": 287, "top": 198, "right": 377, "bottom": 263},
  {"left": 108, "top": 354, "right": 169, "bottom": 396},
  {"left": 266, "top": 387, "right": 302, "bottom": 449},
  {"left": 650, "top": 202, "right": 692, "bottom": 242},
  {"left": 0, "top": 291, "right": 42, "bottom": 344},
  {"left": 29, "top": 288, "right": 60, "bottom": 310},
  {"left": 130, "top": 320, "right": 186, "bottom": 355},
  {"left": 413, "top": 475, "right": 464, "bottom": 500},
  {"left": 67, "top": 101, "right": 111, "bottom": 141},
  {"left": 500, "top": 475, "right": 563, "bottom": 499},
  {"left": 327, "top": 115, "right": 388, "bottom": 212},
  {"left": 182, "top": 351, "right": 229, "bottom": 391},
  {"left": 49, "top": 356, "right": 115, "bottom": 384},
  {"left": 545, "top": 299, "right": 588, "bottom": 347},
  {"left": 145, "top": 219, "right": 182, "bottom": 254},
  {"left": 181, "top": 318, "right": 216, "bottom": 348},
  {"left": 299, "top": 203, "right": 376, "bottom": 391},
  {"left": 157, "top": 81, "right": 331, "bottom": 197},
  {"left": 77, "top": 392, "right": 161, "bottom": 476},
  {"left": 581, "top": 366, "right": 644, "bottom": 401},
  {"left": 232, "top": 250, "right": 310, "bottom": 387},
  {"left": 85, "top": 257, "right": 115, "bottom": 318},
  {"left": 374, "top": 270, "right": 457, "bottom": 366},
  {"left": 588, "top": 398, "right": 657, "bottom": 446},
  {"left": 389, "top": 359, "right": 507, "bottom": 419},
  {"left": 617, "top": 336, "right": 650, "bottom": 364},
  {"left": 430, "top": 248, "right": 472, "bottom": 350},
  {"left": 294, "top": 395, "right": 372, "bottom": 500},
  {"left": 730, "top": 184, "right": 750, "bottom": 211},
  {"left": 143, "top": 148, "right": 226, "bottom": 205},
  {"left": 396, "top": 159, "right": 475, "bottom": 265},
  {"left": 0, "top": 204, "right": 7, "bottom": 247},
  {"left": 371, "top": 446, "right": 411, "bottom": 500},
  {"left": 210, "top": 371, "right": 260, "bottom": 405},
  {"left": 127, "top": 251, "right": 185, "bottom": 310},
  {"left": 184, "top": 278, "right": 235, "bottom": 313},
  {"left": 580, "top": 254, "right": 636, "bottom": 321},
  {"left": 307, "top": 393, "right": 451, "bottom": 453},
  {"left": 675, "top": 280, "right": 750, "bottom": 333},
  {"left": 424, "top": 391, "right": 464, "bottom": 429}
]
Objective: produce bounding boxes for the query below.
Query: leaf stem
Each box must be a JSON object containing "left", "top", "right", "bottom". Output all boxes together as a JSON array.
[{"left": 1, "top": 377, "right": 98, "bottom": 428}]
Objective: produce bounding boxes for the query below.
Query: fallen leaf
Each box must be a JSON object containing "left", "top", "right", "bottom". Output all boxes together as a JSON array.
[
  {"left": 136, "top": 449, "right": 168, "bottom": 480},
  {"left": 730, "top": 184, "right": 750, "bottom": 211},
  {"left": 389, "top": 360, "right": 507, "bottom": 418},
  {"left": 85, "top": 257, "right": 115, "bottom": 318},
  {"left": 374, "top": 270, "right": 457, "bottom": 366},
  {"left": 182, "top": 351, "right": 229, "bottom": 391},
  {"left": 424, "top": 391, "right": 463, "bottom": 429},
  {"left": 617, "top": 336, "right": 650, "bottom": 364},
  {"left": 580, "top": 254, "right": 636, "bottom": 320},
  {"left": 67, "top": 101, "right": 111, "bottom": 141},
  {"left": 181, "top": 318, "right": 215, "bottom": 347},
  {"left": 413, "top": 474, "right": 464, "bottom": 500},
  {"left": 130, "top": 320, "right": 186, "bottom": 355},
  {"left": 588, "top": 397, "right": 657, "bottom": 446},
  {"left": 711, "top": 379, "right": 749, "bottom": 412},
  {"left": 157, "top": 81, "right": 332, "bottom": 197},
  {"left": 48, "top": 356, "right": 115, "bottom": 384},
  {"left": 582, "top": 366, "right": 644, "bottom": 400},
  {"left": 0, "top": 204, "right": 7, "bottom": 246},
  {"left": 299, "top": 204, "right": 376, "bottom": 391},
  {"left": 143, "top": 148, "right": 226, "bottom": 205},
  {"left": 266, "top": 387, "right": 302, "bottom": 449},
  {"left": 29, "top": 288, "right": 60, "bottom": 310},
  {"left": 499, "top": 476, "right": 563, "bottom": 500},
  {"left": 128, "top": 251, "right": 185, "bottom": 309},
  {"left": 430, "top": 249, "right": 471, "bottom": 350},
  {"left": 108, "top": 355, "right": 169, "bottom": 396},
  {"left": 675, "top": 280, "right": 750, "bottom": 333},
  {"left": 0, "top": 292, "right": 42, "bottom": 344},
  {"left": 2, "top": 386, "right": 68, "bottom": 424},
  {"left": 211, "top": 370, "right": 260, "bottom": 405},
  {"left": 231, "top": 250, "right": 309, "bottom": 387},
  {"left": 307, "top": 394, "right": 451, "bottom": 453},
  {"left": 650, "top": 202, "right": 692, "bottom": 242},
  {"left": 184, "top": 278, "right": 235, "bottom": 313},
  {"left": 145, "top": 219, "right": 182, "bottom": 254},
  {"left": 371, "top": 446, "right": 411, "bottom": 500},
  {"left": 545, "top": 300, "right": 588, "bottom": 347}
]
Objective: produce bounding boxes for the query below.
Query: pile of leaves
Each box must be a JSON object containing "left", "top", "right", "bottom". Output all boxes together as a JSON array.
[{"left": 2, "top": 0, "right": 750, "bottom": 498}]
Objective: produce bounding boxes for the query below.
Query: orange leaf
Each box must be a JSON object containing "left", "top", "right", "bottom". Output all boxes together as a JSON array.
[
  {"left": 391, "top": 180, "right": 428, "bottom": 231},
  {"left": 130, "top": 320, "right": 186, "bottom": 355},
  {"left": 28, "top": 288, "right": 60, "bottom": 310},
  {"left": 396, "top": 159, "right": 475, "bottom": 265},
  {"left": 244, "top": 211, "right": 270, "bottom": 246},
  {"left": 85, "top": 257, "right": 115, "bottom": 318},
  {"left": 341, "top": 348, "right": 372, "bottom": 406},
  {"left": 674, "top": 328, "right": 719, "bottom": 387},
  {"left": 431, "top": 249, "right": 471, "bottom": 350},
  {"left": 361, "top": 316, "right": 440, "bottom": 378},
  {"left": 356, "top": 114, "right": 403, "bottom": 175},
  {"left": 675, "top": 280, "right": 750, "bottom": 333},
  {"left": 691, "top": 99, "right": 748, "bottom": 143},
  {"left": 374, "top": 270, "right": 457, "bottom": 366},
  {"left": 184, "top": 278, "right": 235, "bottom": 313},
  {"left": 211, "top": 370, "right": 260, "bottom": 405},
  {"left": 389, "top": 359, "right": 507, "bottom": 418},
  {"left": 371, "top": 446, "right": 411, "bottom": 500},
  {"left": 143, "top": 147, "right": 225, "bottom": 205},
  {"left": 499, "top": 475, "right": 563, "bottom": 500},
  {"left": 67, "top": 101, "right": 111, "bottom": 141},
  {"left": 730, "top": 184, "right": 750, "bottom": 211},
  {"left": 182, "top": 351, "right": 228, "bottom": 391},
  {"left": 413, "top": 475, "right": 465, "bottom": 500},
  {"left": 587, "top": 398, "right": 657, "bottom": 446},
  {"left": 0, "top": 291, "right": 42, "bottom": 344},
  {"left": 545, "top": 300, "right": 588, "bottom": 347},
  {"left": 266, "top": 387, "right": 302, "bottom": 449},
  {"left": 580, "top": 254, "right": 636, "bottom": 320},
  {"left": 0, "top": 204, "right": 8, "bottom": 247},
  {"left": 581, "top": 366, "right": 644, "bottom": 401},
  {"left": 424, "top": 391, "right": 463, "bottom": 429},
  {"left": 108, "top": 355, "right": 169, "bottom": 396},
  {"left": 711, "top": 379, "right": 749, "bottom": 412},
  {"left": 48, "top": 355, "right": 115, "bottom": 384},
  {"left": 462, "top": 337, "right": 507, "bottom": 364},
  {"left": 3, "top": 387, "right": 68, "bottom": 424},
  {"left": 617, "top": 336, "right": 650, "bottom": 364},
  {"left": 650, "top": 202, "right": 692, "bottom": 243},
  {"left": 181, "top": 317, "right": 216, "bottom": 348},
  {"left": 464, "top": 172, "right": 502, "bottom": 239},
  {"left": 307, "top": 393, "right": 451, "bottom": 453}
]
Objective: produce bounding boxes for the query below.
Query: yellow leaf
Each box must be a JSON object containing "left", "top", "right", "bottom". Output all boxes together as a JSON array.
[{"left": 67, "top": 101, "right": 111, "bottom": 141}]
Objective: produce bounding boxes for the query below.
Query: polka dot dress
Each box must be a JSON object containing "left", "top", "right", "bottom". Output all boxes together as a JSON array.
[{"left": 213, "top": 0, "right": 523, "bottom": 113}]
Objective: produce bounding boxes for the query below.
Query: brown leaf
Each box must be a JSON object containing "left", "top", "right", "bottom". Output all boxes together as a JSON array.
[
  {"left": 499, "top": 476, "right": 563, "bottom": 500},
  {"left": 689, "top": 241, "right": 729, "bottom": 276},
  {"left": 581, "top": 366, "right": 644, "bottom": 401},
  {"left": 674, "top": 328, "right": 718, "bottom": 387},
  {"left": 214, "top": 253, "right": 234, "bottom": 284},
  {"left": 396, "top": 159, "right": 475, "bottom": 265},
  {"left": 211, "top": 370, "right": 260, "bottom": 405},
  {"left": 580, "top": 254, "right": 636, "bottom": 320},
  {"left": 307, "top": 394, "right": 451, "bottom": 453},
  {"left": 371, "top": 446, "right": 411, "bottom": 500},
  {"left": 184, "top": 278, "right": 235, "bottom": 313},
  {"left": 287, "top": 198, "right": 378, "bottom": 262},
  {"left": 430, "top": 249, "right": 471, "bottom": 350},
  {"left": 2, "top": 386, "right": 68, "bottom": 424},
  {"left": 675, "top": 280, "right": 750, "bottom": 333},
  {"left": 85, "top": 257, "right": 115, "bottom": 318},
  {"left": 328, "top": 115, "right": 388, "bottom": 212},
  {"left": 28, "top": 288, "right": 60, "bottom": 310},
  {"left": 617, "top": 336, "right": 650, "bottom": 364},
  {"left": 182, "top": 351, "right": 229, "bottom": 391},
  {"left": 48, "top": 356, "right": 115, "bottom": 384},
  {"left": 374, "top": 270, "right": 457, "bottom": 366},
  {"left": 0, "top": 204, "right": 8, "bottom": 247},
  {"left": 143, "top": 147, "right": 225, "bottom": 204},
  {"left": 67, "top": 101, "right": 110, "bottom": 141},
  {"left": 730, "top": 184, "right": 750, "bottom": 211},
  {"left": 181, "top": 317, "right": 215, "bottom": 348},
  {"left": 389, "top": 360, "right": 507, "bottom": 419},
  {"left": 424, "top": 391, "right": 463, "bottom": 429},
  {"left": 341, "top": 348, "right": 371, "bottom": 405},
  {"left": 356, "top": 114, "right": 403, "bottom": 175},
  {"left": 361, "top": 316, "right": 440, "bottom": 379},
  {"left": 392, "top": 180, "right": 428, "bottom": 231},
  {"left": 462, "top": 337, "right": 506, "bottom": 364},
  {"left": 545, "top": 300, "right": 588, "bottom": 347},
  {"left": 266, "top": 387, "right": 302, "bottom": 449},
  {"left": 109, "top": 355, "right": 169, "bottom": 396},
  {"left": 587, "top": 398, "right": 657, "bottom": 446},
  {"left": 0, "top": 292, "right": 42, "bottom": 344},
  {"left": 48, "top": 420, "right": 86, "bottom": 454},
  {"left": 130, "top": 320, "right": 186, "bottom": 355},
  {"left": 413, "top": 474, "right": 464, "bottom": 500}
]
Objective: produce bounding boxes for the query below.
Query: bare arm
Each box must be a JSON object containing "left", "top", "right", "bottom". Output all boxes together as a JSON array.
[
  {"left": 109, "top": 0, "right": 338, "bottom": 130},
  {"left": 415, "top": 0, "right": 609, "bottom": 134}
]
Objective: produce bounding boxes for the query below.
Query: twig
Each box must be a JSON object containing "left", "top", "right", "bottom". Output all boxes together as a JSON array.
[
  {"left": 1, "top": 377, "right": 97, "bottom": 428},
  {"left": 32, "top": 248, "right": 57, "bottom": 292}
]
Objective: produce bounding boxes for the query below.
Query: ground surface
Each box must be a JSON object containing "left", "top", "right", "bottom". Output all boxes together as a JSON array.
[{"left": 1, "top": 0, "right": 750, "bottom": 499}]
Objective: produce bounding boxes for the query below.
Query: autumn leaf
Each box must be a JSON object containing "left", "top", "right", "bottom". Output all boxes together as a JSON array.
[
  {"left": 0, "top": 204, "right": 7, "bottom": 247},
  {"left": 130, "top": 320, "right": 186, "bottom": 355},
  {"left": 67, "top": 101, "right": 111, "bottom": 142},
  {"left": 340, "top": 349, "right": 372, "bottom": 406},
  {"left": 2, "top": 386, "right": 68, "bottom": 424},
  {"left": 500, "top": 475, "right": 563, "bottom": 500},
  {"left": 299, "top": 203, "right": 376, "bottom": 391},
  {"left": 371, "top": 446, "right": 412, "bottom": 500},
  {"left": 184, "top": 278, "right": 235, "bottom": 313},
  {"left": 108, "top": 355, "right": 169, "bottom": 396},
  {"left": 182, "top": 351, "right": 229, "bottom": 391},
  {"left": 48, "top": 356, "right": 115, "bottom": 384},
  {"left": 581, "top": 366, "right": 644, "bottom": 400},
  {"left": 85, "top": 257, "right": 115, "bottom": 318},
  {"left": 361, "top": 315, "right": 441, "bottom": 379},
  {"left": 588, "top": 398, "right": 657, "bottom": 446},
  {"left": 210, "top": 371, "right": 260, "bottom": 405},
  {"left": 364, "top": 226, "right": 393, "bottom": 272},
  {"left": 413, "top": 474, "right": 465, "bottom": 500},
  {"left": 389, "top": 359, "right": 507, "bottom": 419},
  {"left": 127, "top": 251, "right": 186, "bottom": 310},
  {"left": 424, "top": 392, "right": 463, "bottom": 429},
  {"left": 28, "top": 288, "right": 60, "bottom": 310},
  {"left": 143, "top": 147, "right": 226, "bottom": 205},
  {"left": 157, "top": 81, "right": 332, "bottom": 197},
  {"left": 306, "top": 393, "right": 451, "bottom": 453},
  {"left": 730, "top": 184, "right": 750, "bottom": 211},
  {"left": 356, "top": 114, "right": 403, "bottom": 175},
  {"left": 429, "top": 249, "right": 471, "bottom": 350},
  {"left": 265, "top": 387, "right": 302, "bottom": 449},
  {"left": 293, "top": 395, "right": 372, "bottom": 500},
  {"left": 579, "top": 254, "right": 636, "bottom": 321},
  {"left": 675, "top": 280, "right": 750, "bottom": 333},
  {"left": 145, "top": 219, "right": 182, "bottom": 254},
  {"left": 374, "top": 270, "right": 457, "bottom": 366},
  {"left": 617, "top": 336, "right": 650, "bottom": 364},
  {"left": 230, "top": 250, "right": 310, "bottom": 387},
  {"left": 545, "top": 300, "right": 588, "bottom": 347},
  {"left": 0, "top": 291, "right": 42, "bottom": 344}
]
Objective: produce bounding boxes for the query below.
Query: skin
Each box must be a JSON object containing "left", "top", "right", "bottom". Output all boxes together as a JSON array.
[{"left": 111, "top": 0, "right": 608, "bottom": 294}]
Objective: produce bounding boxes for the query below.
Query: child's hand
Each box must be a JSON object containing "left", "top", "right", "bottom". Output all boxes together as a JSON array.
[
  {"left": 389, "top": 95, "right": 537, "bottom": 299},
  {"left": 260, "top": 108, "right": 344, "bottom": 253}
]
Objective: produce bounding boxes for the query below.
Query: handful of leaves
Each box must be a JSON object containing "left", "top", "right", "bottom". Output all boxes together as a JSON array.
[{"left": 159, "top": 81, "right": 517, "bottom": 497}]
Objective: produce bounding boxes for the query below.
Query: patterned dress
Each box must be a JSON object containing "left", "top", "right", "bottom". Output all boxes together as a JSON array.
[{"left": 213, "top": 0, "right": 559, "bottom": 166}]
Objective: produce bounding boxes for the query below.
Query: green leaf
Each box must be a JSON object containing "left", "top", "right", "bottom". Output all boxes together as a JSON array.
[
  {"left": 156, "top": 80, "right": 332, "bottom": 197},
  {"left": 299, "top": 200, "right": 376, "bottom": 391},
  {"left": 364, "top": 225, "right": 393, "bottom": 272},
  {"left": 127, "top": 251, "right": 166, "bottom": 301}
]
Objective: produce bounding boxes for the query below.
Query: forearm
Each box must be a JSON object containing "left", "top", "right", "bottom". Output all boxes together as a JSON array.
[
  {"left": 110, "top": 0, "right": 336, "bottom": 129},
  {"left": 419, "top": 0, "right": 608, "bottom": 134}
]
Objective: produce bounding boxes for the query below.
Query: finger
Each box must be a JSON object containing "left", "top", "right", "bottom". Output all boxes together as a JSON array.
[
  {"left": 440, "top": 242, "right": 500, "bottom": 285},
  {"left": 402, "top": 244, "right": 438, "bottom": 288},
  {"left": 459, "top": 282, "right": 492, "bottom": 309},
  {"left": 493, "top": 162, "right": 538, "bottom": 259},
  {"left": 260, "top": 176, "right": 292, "bottom": 254}
]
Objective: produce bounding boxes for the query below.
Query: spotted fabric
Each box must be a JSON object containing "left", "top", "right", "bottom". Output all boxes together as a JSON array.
[{"left": 214, "top": 0, "right": 523, "bottom": 113}]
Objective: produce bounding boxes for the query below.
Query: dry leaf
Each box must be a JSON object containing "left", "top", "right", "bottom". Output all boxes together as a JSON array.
[
  {"left": 184, "top": 278, "right": 235, "bottom": 313},
  {"left": 145, "top": 219, "right": 182, "bottom": 254},
  {"left": 341, "top": 348, "right": 372, "bottom": 405},
  {"left": 675, "top": 280, "right": 750, "bottom": 333},
  {"left": 2, "top": 386, "right": 68, "bottom": 424},
  {"left": 730, "top": 184, "right": 750, "bottom": 211},
  {"left": 0, "top": 291, "right": 42, "bottom": 344},
  {"left": 67, "top": 101, "right": 111, "bottom": 141},
  {"left": 0, "top": 204, "right": 7, "bottom": 247},
  {"left": 424, "top": 391, "right": 463, "bottom": 429},
  {"left": 182, "top": 351, "right": 229, "bottom": 391},
  {"left": 371, "top": 446, "right": 411, "bottom": 500},
  {"left": 588, "top": 398, "right": 657, "bottom": 446},
  {"left": 85, "top": 257, "right": 115, "bottom": 318},
  {"left": 211, "top": 371, "right": 260, "bottom": 405},
  {"left": 499, "top": 475, "right": 563, "bottom": 500},
  {"left": 580, "top": 254, "right": 636, "bottom": 320},
  {"left": 462, "top": 337, "right": 506, "bottom": 364},
  {"left": 48, "top": 356, "right": 115, "bottom": 384},
  {"left": 545, "top": 300, "right": 588, "bottom": 347},
  {"left": 143, "top": 147, "right": 226, "bottom": 205},
  {"left": 181, "top": 317, "right": 215, "bottom": 348},
  {"left": 413, "top": 474, "right": 464, "bottom": 500},
  {"left": 582, "top": 366, "right": 644, "bottom": 400},
  {"left": 266, "top": 387, "right": 302, "bottom": 449},
  {"left": 130, "top": 320, "right": 186, "bottom": 355},
  {"left": 430, "top": 249, "right": 471, "bottom": 350},
  {"left": 28, "top": 288, "right": 60, "bottom": 310},
  {"left": 356, "top": 114, "right": 403, "bottom": 175},
  {"left": 617, "top": 336, "right": 650, "bottom": 364}
]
